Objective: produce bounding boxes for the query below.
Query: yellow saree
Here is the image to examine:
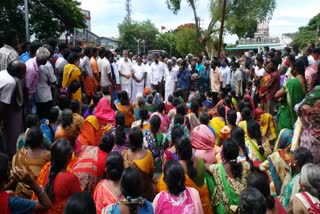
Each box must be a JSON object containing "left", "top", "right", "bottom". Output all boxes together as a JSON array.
[{"left": 62, "top": 64, "right": 82, "bottom": 103}]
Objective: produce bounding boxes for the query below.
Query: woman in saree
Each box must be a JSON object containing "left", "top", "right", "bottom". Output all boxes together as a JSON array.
[
  {"left": 62, "top": 53, "right": 82, "bottom": 103},
  {"left": 121, "top": 127, "right": 156, "bottom": 201},
  {"left": 280, "top": 147, "right": 314, "bottom": 207},
  {"left": 95, "top": 96, "right": 116, "bottom": 127},
  {"left": 157, "top": 137, "right": 213, "bottom": 214},
  {"left": 206, "top": 139, "right": 250, "bottom": 214},
  {"left": 162, "top": 125, "right": 185, "bottom": 166},
  {"left": 254, "top": 107, "right": 277, "bottom": 144},
  {"left": 12, "top": 127, "right": 51, "bottom": 198},
  {"left": 153, "top": 160, "right": 203, "bottom": 214},
  {"left": 143, "top": 115, "right": 168, "bottom": 174},
  {"left": 299, "top": 85, "right": 320, "bottom": 164},
  {"left": 150, "top": 102, "right": 170, "bottom": 133},
  {"left": 116, "top": 91, "right": 135, "bottom": 127},
  {"left": 209, "top": 105, "right": 226, "bottom": 146},
  {"left": 93, "top": 151, "right": 124, "bottom": 214},
  {"left": 185, "top": 98, "right": 201, "bottom": 132},
  {"left": 286, "top": 163, "right": 320, "bottom": 214},
  {"left": 54, "top": 109, "right": 78, "bottom": 146},
  {"left": 275, "top": 58, "right": 306, "bottom": 134},
  {"left": 131, "top": 107, "right": 150, "bottom": 131},
  {"left": 111, "top": 112, "right": 130, "bottom": 153},
  {"left": 72, "top": 133, "right": 115, "bottom": 194}
]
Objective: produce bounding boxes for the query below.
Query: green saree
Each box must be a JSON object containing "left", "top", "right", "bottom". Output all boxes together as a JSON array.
[{"left": 277, "top": 78, "right": 305, "bottom": 134}]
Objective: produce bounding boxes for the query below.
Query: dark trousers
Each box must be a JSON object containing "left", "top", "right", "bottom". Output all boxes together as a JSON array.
[
  {"left": 36, "top": 101, "right": 53, "bottom": 120},
  {"left": 182, "top": 89, "right": 190, "bottom": 103}
]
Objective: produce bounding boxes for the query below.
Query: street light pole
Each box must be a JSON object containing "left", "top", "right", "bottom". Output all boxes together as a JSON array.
[
  {"left": 134, "top": 37, "right": 141, "bottom": 55},
  {"left": 24, "top": 0, "right": 30, "bottom": 41},
  {"left": 142, "top": 40, "right": 145, "bottom": 54},
  {"left": 217, "top": 0, "right": 227, "bottom": 58}
]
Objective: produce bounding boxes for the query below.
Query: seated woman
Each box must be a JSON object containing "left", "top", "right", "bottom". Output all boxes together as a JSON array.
[
  {"left": 230, "top": 127, "right": 250, "bottom": 163},
  {"left": 40, "top": 108, "right": 59, "bottom": 142},
  {"left": 72, "top": 133, "right": 115, "bottom": 193},
  {"left": 102, "top": 167, "right": 154, "bottom": 214},
  {"left": 54, "top": 109, "right": 78, "bottom": 145},
  {"left": 13, "top": 127, "right": 51, "bottom": 198},
  {"left": 185, "top": 97, "right": 201, "bottom": 132},
  {"left": 254, "top": 107, "right": 277, "bottom": 144},
  {"left": 111, "top": 112, "right": 130, "bottom": 153},
  {"left": 162, "top": 126, "right": 185, "bottom": 166},
  {"left": 93, "top": 151, "right": 124, "bottom": 214},
  {"left": 0, "top": 153, "right": 52, "bottom": 213},
  {"left": 157, "top": 137, "right": 212, "bottom": 214},
  {"left": 238, "top": 188, "right": 267, "bottom": 214},
  {"left": 247, "top": 170, "right": 286, "bottom": 214},
  {"left": 122, "top": 127, "right": 155, "bottom": 201},
  {"left": 191, "top": 124, "right": 216, "bottom": 164},
  {"left": 143, "top": 115, "right": 168, "bottom": 173},
  {"left": 286, "top": 163, "right": 320, "bottom": 214},
  {"left": 131, "top": 107, "right": 150, "bottom": 131},
  {"left": 150, "top": 102, "right": 170, "bottom": 133},
  {"left": 237, "top": 106, "right": 252, "bottom": 142},
  {"left": 64, "top": 192, "right": 96, "bottom": 214},
  {"left": 83, "top": 93, "right": 102, "bottom": 119},
  {"left": 70, "top": 100, "right": 84, "bottom": 137},
  {"left": 164, "top": 95, "right": 175, "bottom": 114},
  {"left": 134, "top": 96, "right": 145, "bottom": 121},
  {"left": 116, "top": 91, "right": 135, "bottom": 128},
  {"left": 145, "top": 94, "right": 156, "bottom": 113},
  {"left": 207, "top": 138, "right": 250, "bottom": 214},
  {"left": 43, "top": 139, "right": 82, "bottom": 213},
  {"left": 95, "top": 96, "right": 116, "bottom": 126},
  {"left": 209, "top": 105, "right": 226, "bottom": 146},
  {"left": 153, "top": 160, "right": 203, "bottom": 213}
]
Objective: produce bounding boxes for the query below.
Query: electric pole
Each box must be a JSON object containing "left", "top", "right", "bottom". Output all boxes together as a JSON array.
[
  {"left": 125, "top": 0, "right": 132, "bottom": 24},
  {"left": 217, "top": 0, "right": 227, "bottom": 58},
  {"left": 24, "top": 0, "right": 30, "bottom": 41}
]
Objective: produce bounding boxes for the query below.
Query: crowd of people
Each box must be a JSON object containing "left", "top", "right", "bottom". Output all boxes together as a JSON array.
[{"left": 0, "top": 28, "right": 320, "bottom": 214}]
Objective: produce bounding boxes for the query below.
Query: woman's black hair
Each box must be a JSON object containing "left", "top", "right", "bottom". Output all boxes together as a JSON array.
[
  {"left": 129, "top": 127, "right": 143, "bottom": 152},
  {"left": 89, "top": 93, "right": 103, "bottom": 114},
  {"left": 239, "top": 188, "right": 267, "bottom": 214},
  {"left": 146, "top": 94, "right": 153, "bottom": 104},
  {"left": 157, "top": 102, "right": 165, "bottom": 113},
  {"left": 168, "top": 95, "right": 174, "bottom": 103},
  {"left": 164, "top": 160, "right": 186, "bottom": 196},
  {"left": 115, "top": 112, "right": 126, "bottom": 146},
  {"left": 172, "top": 97, "right": 181, "bottom": 107},
  {"left": 70, "top": 100, "right": 80, "bottom": 114},
  {"left": 61, "top": 109, "right": 73, "bottom": 128},
  {"left": 150, "top": 115, "right": 161, "bottom": 138},
  {"left": 190, "top": 97, "right": 200, "bottom": 117},
  {"left": 139, "top": 107, "right": 149, "bottom": 129},
  {"left": 199, "top": 112, "right": 210, "bottom": 125},
  {"left": 99, "top": 133, "right": 115, "bottom": 153},
  {"left": 49, "top": 108, "right": 59, "bottom": 124},
  {"left": 247, "top": 119, "right": 264, "bottom": 155},
  {"left": 68, "top": 80, "right": 81, "bottom": 94},
  {"left": 173, "top": 114, "right": 185, "bottom": 126},
  {"left": 176, "top": 104, "right": 187, "bottom": 116},
  {"left": 241, "top": 107, "right": 252, "bottom": 121},
  {"left": 231, "top": 127, "right": 250, "bottom": 162},
  {"left": 45, "top": 138, "right": 72, "bottom": 201},
  {"left": 58, "top": 94, "right": 71, "bottom": 110},
  {"left": 120, "top": 91, "right": 130, "bottom": 106},
  {"left": 171, "top": 126, "right": 184, "bottom": 146},
  {"left": 25, "top": 127, "right": 43, "bottom": 149},
  {"left": 223, "top": 138, "right": 243, "bottom": 179},
  {"left": 64, "top": 191, "right": 96, "bottom": 214},
  {"left": 224, "top": 96, "right": 234, "bottom": 110},
  {"left": 105, "top": 151, "right": 124, "bottom": 181},
  {"left": 137, "top": 97, "right": 145, "bottom": 108},
  {"left": 217, "top": 105, "right": 226, "bottom": 118},
  {"left": 247, "top": 171, "right": 274, "bottom": 210},
  {"left": 237, "top": 101, "right": 245, "bottom": 112},
  {"left": 294, "top": 147, "right": 314, "bottom": 168},
  {"left": 67, "top": 52, "right": 79, "bottom": 64},
  {"left": 175, "top": 137, "right": 196, "bottom": 180},
  {"left": 26, "top": 114, "right": 39, "bottom": 128},
  {"left": 227, "top": 110, "right": 237, "bottom": 126}
]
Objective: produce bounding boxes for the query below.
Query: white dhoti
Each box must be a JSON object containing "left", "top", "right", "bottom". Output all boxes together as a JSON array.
[
  {"left": 121, "top": 84, "right": 132, "bottom": 99},
  {"left": 165, "top": 89, "right": 174, "bottom": 102},
  {"left": 132, "top": 84, "right": 144, "bottom": 103}
]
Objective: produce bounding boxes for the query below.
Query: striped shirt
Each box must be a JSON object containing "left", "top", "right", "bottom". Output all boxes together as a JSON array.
[{"left": 0, "top": 45, "right": 19, "bottom": 71}]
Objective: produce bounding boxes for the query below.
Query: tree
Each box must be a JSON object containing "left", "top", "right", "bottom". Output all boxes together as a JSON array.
[
  {"left": 293, "top": 13, "right": 320, "bottom": 50},
  {"left": 175, "top": 25, "right": 203, "bottom": 57},
  {"left": 118, "top": 19, "right": 159, "bottom": 54},
  {"left": 166, "top": 0, "right": 276, "bottom": 57},
  {"left": 155, "top": 32, "right": 178, "bottom": 57},
  {"left": 0, "top": 0, "right": 85, "bottom": 41}
]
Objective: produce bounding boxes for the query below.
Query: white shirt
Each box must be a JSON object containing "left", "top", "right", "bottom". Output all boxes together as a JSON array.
[
  {"left": 164, "top": 67, "right": 177, "bottom": 91},
  {"left": 151, "top": 61, "right": 165, "bottom": 85},
  {"left": 119, "top": 59, "right": 132, "bottom": 85},
  {"left": 99, "top": 57, "right": 112, "bottom": 87},
  {"left": 144, "top": 62, "right": 152, "bottom": 88},
  {"left": 0, "top": 70, "right": 16, "bottom": 104},
  {"left": 35, "top": 61, "right": 57, "bottom": 103},
  {"left": 80, "top": 56, "right": 93, "bottom": 77},
  {"left": 132, "top": 63, "right": 147, "bottom": 86},
  {"left": 219, "top": 66, "right": 231, "bottom": 88},
  {"left": 231, "top": 68, "right": 243, "bottom": 96},
  {"left": 112, "top": 62, "right": 120, "bottom": 85},
  {"left": 254, "top": 66, "right": 265, "bottom": 77}
]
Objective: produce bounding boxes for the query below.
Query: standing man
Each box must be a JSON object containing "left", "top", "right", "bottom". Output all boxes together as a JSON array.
[
  {"left": 230, "top": 61, "right": 243, "bottom": 98},
  {"left": 0, "top": 29, "right": 19, "bottom": 71},
  {"left": 132, "top": 56, "right": 147, "bottom": 103},
  {"left": 144, "top": 54, "right": 153, "bottom": 88},
  {"left": 111, "top": 52, "right": 121, "bottom": 101},
  {"left": 219, "top": 57, "right": 231, "bottom": 95},
  {"left": 177, "top": 60, "right": 190, "bottom": 102},
  {"left": 210, "top": 60, "right": 222, "bottom": 105},
  {"left": 164, "top": 59, "right": 177, "bottom": 102},
  {"left": 151, "top": 54, "right": 165, "bottom": 96},
  {"left": 90, "top": 47, "right": 100, "bottom": 86},
  {"left": 81, "top": 47, "right": 97, "bottom": 103},
  {"left": 119, "top": 50, "right": 132, "bottom": 98}
]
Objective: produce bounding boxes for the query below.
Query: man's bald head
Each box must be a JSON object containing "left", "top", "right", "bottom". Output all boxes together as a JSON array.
[{"left": 7, "top": 60, "right": 26, "bottom": 79}]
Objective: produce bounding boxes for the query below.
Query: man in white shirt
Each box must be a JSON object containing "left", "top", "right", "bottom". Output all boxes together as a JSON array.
[
  {"left": 119, "top": 50, "right": 132, "bottom": 98},
  {"left": 164, "top": 59, "right": 177, "bottom": 102},
  {"left": 132, "top": 56, "right": 147, "bottom": 103},
  {"left": 219, "top": 58, "right": 231, "bottom": 94},
  {"left": 81, "top": 47, "right": 96, "bottom": 102},
  {"left": 143, "top": 54, "right": 153, "bottom": 88},
  {"left": 151, "top": 55, "right": 165, "bottom": 96},
  {"left": 98, "top": 49, "right": 113, "bottom": 93},
  {"left": 254, "top": 56, "right": 265, "bottom": 78},
  {"left": 230, "top": 62, "right": 243, "bottom": 97}
]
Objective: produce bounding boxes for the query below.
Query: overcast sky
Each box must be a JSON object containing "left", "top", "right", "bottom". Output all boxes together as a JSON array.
[{"left": 79, "top": 0, "right": 320, "bottom": 44}]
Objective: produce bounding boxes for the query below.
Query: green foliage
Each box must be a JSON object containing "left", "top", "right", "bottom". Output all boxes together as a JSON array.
[
  {"left": 0, "top": 0, "right": 85, "bottom": 42},
  {"left": 118, "top": 19, "right": 159, "bottom": 53},
  {"left": 175, "top": 26, "right": 203, "bottom": 57},
  {"left": 154, "top": 32, "right": 178, "bottom": 57},
  {"left": 293, "top": 13, "right": 320, "bottom": 49}
]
